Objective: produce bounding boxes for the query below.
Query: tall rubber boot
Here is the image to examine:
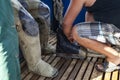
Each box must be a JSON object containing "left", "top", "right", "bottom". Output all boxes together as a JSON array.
[
  {"left": 11, "top": 0, "right": 58, "bottom": 77},
  {"left": 36, "top": 17, "right": 56, "bottom": 55},
  {"left": 24, "top": 0, "right": 56, "bottom": 54}
]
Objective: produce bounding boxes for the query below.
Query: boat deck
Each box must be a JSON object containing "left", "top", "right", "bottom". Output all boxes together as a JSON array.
[{"left": 20, "top": 34, "right": 120, "bottom": 80}]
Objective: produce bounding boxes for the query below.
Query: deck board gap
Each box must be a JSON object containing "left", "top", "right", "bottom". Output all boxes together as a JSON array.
[
  {"left": 52, "top": 58, "right": 72, "bottom": 80},
  {"left": 81, "top": 57, "right": 92, "bottom": 80}
]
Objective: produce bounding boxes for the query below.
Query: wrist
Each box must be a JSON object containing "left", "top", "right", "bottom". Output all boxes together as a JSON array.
[{"left": 62, "top": 22, "right": 73, "bottom": 37}]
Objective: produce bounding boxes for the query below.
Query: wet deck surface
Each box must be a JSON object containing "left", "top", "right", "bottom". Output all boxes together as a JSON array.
[{"left": 21, "top": 34, "right": 120, "bottom": 80}]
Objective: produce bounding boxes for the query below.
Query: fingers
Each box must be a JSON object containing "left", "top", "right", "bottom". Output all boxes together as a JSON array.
[{"left": 67, "top": 33, "right": 75, "bottom": 43}]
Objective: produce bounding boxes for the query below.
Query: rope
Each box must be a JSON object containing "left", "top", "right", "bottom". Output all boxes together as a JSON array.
[{"left": 53, "top": 0, "right": 63, "bottom": 24}]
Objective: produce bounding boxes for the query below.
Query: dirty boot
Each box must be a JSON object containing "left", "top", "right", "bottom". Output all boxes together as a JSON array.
[
  {"left": 24, "top": 0, "right": 56, "bottom": 55},
  {"left": 11, "top": 0, "right": 58, "bottom": 77},
  {"left": 17, "top": 22, "right": 58, "bottom": 77},
  {"left": 35, "top": 17, "right": 55, "bottom": 55}
]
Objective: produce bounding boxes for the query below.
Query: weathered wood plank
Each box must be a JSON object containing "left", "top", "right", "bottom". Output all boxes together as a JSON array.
[
  {"left": 75, "top": 57, "right": 91, "bottom": 80},
  {"left": 49, "top": 34, "right": 56, "bottom": 40},
  {"left": 60, "top": 59, "right": 77, "bottom": 80},
  {"left": 21, "top": 68, "right": 30, "bottom": 79},
  {"left": 52, "top": 59, "right": 72, "bottom": 80},
  {"left": 50, "top": 57, "right": 61, "bottom": 67},
  {"left": 21, "top": 63, "right": 27, "bottom": 74},
  {"left": 83, "top": 58, "right": 97, "bottom": 80},
  {"left": 104, "top": 72, "right": 111, "bottom": 80},
  {"left": 48, "top": 37, "right": 56, "bottom": 44},
  {"left": 23, "top": 73, "right": 33, "bottom": 80},
  {"left": 67, "top": 59, "right": 83, "bottom": 80},
  {"left": 90, "top": 58, "right": 104, "bottom": 80},
  {"left": 29, "top": 74, "right": 39, "bottom": 80},
  {"left": 21, "top": 63, "right": 30, "bottom": 79},
  {"left": 20, "top": 60, "right": 26, "bottom": 69},
  {"left": 111, "top": 71, "right": 119, "bottom": 80},
  {"left": 46, "top": 54, "right": 56, "bottom": 63}
]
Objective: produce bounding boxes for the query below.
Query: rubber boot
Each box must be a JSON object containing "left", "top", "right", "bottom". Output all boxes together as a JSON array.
[
  {"left": 35, "top": 17, "right": 56, "bottom": 55},
  {"left": 26, "top": 0, "right": 56, "bottom": 55},
  {"left": 11, "top": 0, "right": 58, "bottom": 77}
]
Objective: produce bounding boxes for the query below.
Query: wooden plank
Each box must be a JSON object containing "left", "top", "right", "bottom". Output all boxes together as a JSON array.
[
  {"left": 49, "top": 34, "right": 56, "bottom": 40},
  {"left": 50, "top": 57, "right": 61, "bottom": 67},
  {"left": 75, "top": 57, "right": 91, "bottom": 80},
  {"left": 23, "top": 73, "right": 33, "bottom": 80},
  {"left": 21, "top": 63, "right": 27, "bottom": 74},
  {"left": 104, "top": 72, "right": 111, "bottom": 80},
  {"left": 49, "top": 39, "right": 56, "bottom": 45},
  {"left": 20, "top": 60, "right": 26, "bottom": 68},
  {"left": 21, "top": 63, "right": 30, "bottom": 79},
  {"left": 21, "top": 68, "right": 30, "bottom": 79},
  {"left": 83, "top": 58, "right": 97, "bottom": 80},
  {"left": 111, "top": 71, "right": 119, "bottom": 80},
  {"left": 67, "top": 60, "right": 83, "bottom": 80},
  {"left": 29, "top": 74, "right": 39, "bottom": 80},
  {"left": 43, "top": 55, "right": 51, "bottom": 61},
  {"left": 48, "top": 37, "right": 56, "bottom": 44},
  {"left": 52, "top": 59, "right": 72, "bottom": 80},
  {"left": 47, "top": 54, "right": 56, "bottom": 63},
  {"left": 90, "top": 58, "right": 104, "bottom": 80},
  {"left": 60, "top": 59, "right": 77, "bottom": 80}
]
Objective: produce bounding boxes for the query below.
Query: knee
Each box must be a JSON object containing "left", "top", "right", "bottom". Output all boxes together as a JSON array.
[{"left": 72, "top": 26, "right": 79, "bottom": 41}]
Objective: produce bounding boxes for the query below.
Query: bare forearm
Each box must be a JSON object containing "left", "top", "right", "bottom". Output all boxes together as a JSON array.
[{"left": 63, "top": 0, "right": 84, "bottom": 37}]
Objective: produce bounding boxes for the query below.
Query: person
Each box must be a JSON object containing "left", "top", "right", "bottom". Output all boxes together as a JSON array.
[
  {"left": 62, "top": 0, "right": 120, "bottom": 72},
  {"left": 11, "top": 0, "right": 58, "bottom": 77},
  {"left": 18, "top": 0, "right": 55, "bottom": 55},
  {"left": 0, "top": 0, "right": 20, "bottom": 80}
]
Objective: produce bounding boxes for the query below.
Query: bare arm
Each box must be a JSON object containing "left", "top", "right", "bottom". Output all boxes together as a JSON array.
[{"left": 62, "top": 0, "right": 85, "bottom": 39}]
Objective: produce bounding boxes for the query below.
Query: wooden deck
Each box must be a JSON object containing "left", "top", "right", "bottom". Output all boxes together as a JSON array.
[{"left": 21, "top": 34, "right": 120, "bottom": 80}]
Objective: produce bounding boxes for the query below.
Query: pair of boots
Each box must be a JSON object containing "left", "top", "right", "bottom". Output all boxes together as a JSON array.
[{"left": 11, "top": 0, "right": 57, "bottom": 77}]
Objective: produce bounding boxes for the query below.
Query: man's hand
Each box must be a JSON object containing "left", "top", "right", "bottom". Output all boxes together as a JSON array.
[
  {"left": 63, "top": 27, "right": 74, "bottom": 42},
  {"left": 67, "top": 34, "right": 74, "bottom": 43}
]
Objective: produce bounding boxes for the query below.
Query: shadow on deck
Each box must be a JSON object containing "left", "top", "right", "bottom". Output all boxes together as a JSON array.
[{"left": 20, "top": 34, "right": 120, "bottom": 80}]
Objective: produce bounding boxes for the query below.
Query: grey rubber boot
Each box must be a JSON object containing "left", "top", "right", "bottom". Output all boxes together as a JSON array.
[
  {"left": 26, "top": 0, "right": 56, "bottom": 55},
  {"left": 11, "top": 0, "right": 58, "bottom": 77},
  {"left": 35, "top": 17, "right": 56, "bottom": 55}
]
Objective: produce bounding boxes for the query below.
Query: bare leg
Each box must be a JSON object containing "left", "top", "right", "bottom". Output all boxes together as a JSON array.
[{"left": 72, "top": 26, "right": 120, "bottom": 65}]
